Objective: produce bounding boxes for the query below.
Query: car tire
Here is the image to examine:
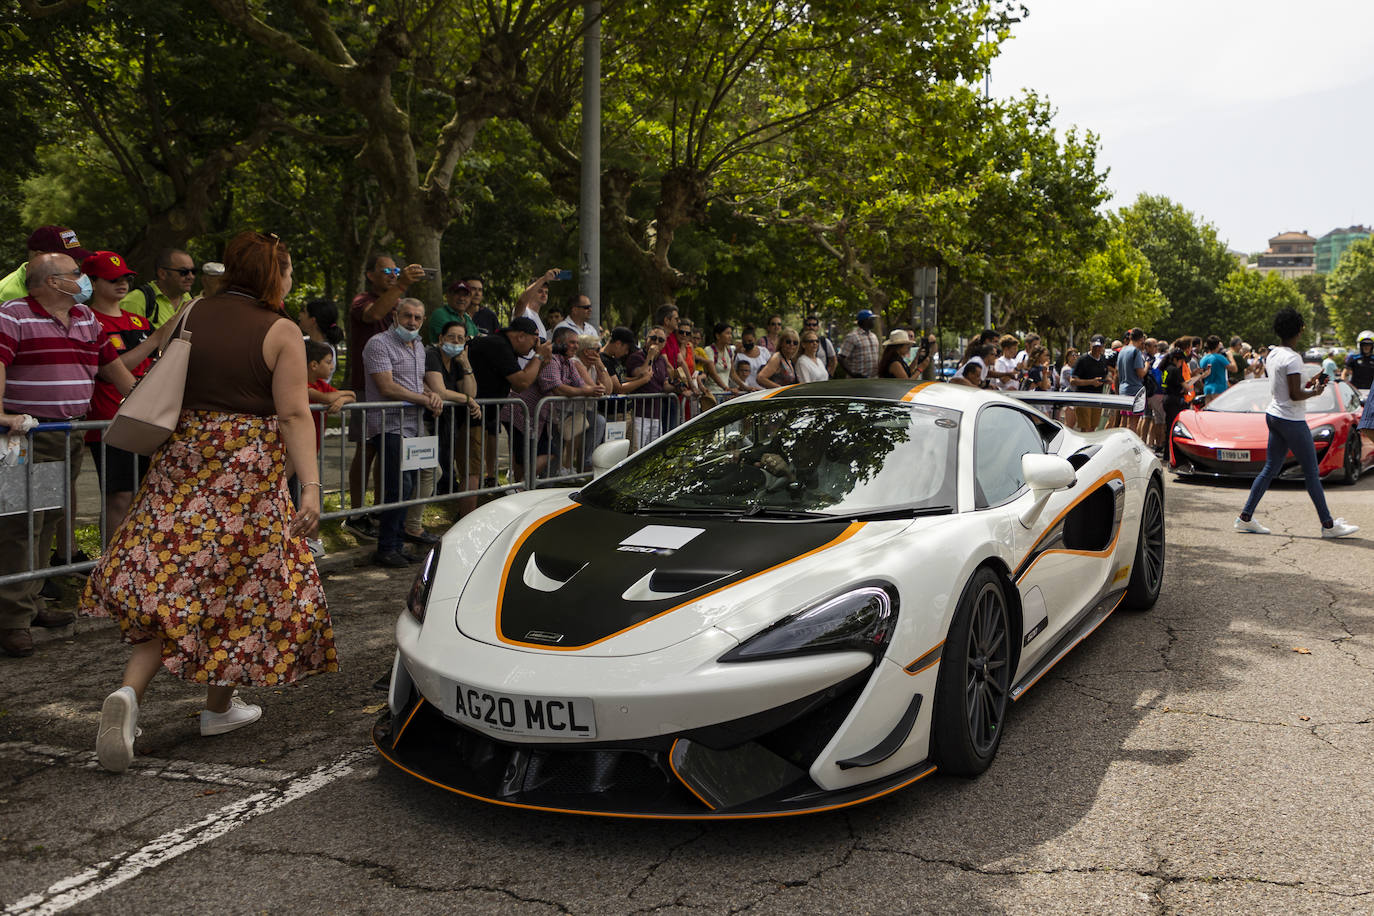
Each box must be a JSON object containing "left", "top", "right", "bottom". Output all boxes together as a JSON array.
[
  {"left": 1123, "top": 479, "right": 1165, "bottom": 611},
  {"left": 1340, "top": 434, "right": 1361, "bottom": 485},
  {"left": 931, "top": 567, "right": 1011, "bottom": 777}
]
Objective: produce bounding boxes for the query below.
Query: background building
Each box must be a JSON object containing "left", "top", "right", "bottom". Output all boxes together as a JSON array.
[
  {"left": 1315, "top": 225, "right": 1370, "bottom": 274},
  {"left": 1255, "top": 230, "right": 1316, "bottom": 278}
]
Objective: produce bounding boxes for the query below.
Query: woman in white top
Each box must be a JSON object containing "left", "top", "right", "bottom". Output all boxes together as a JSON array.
[
  {"left": 1235, "top": 308, "right": 1357, "bottom": 538},
  {"left": 702, "top": 322, "right": 738, "bottom": 396},
  {"left": 797, "top": 330, "right": 830, "bottom": 383}
]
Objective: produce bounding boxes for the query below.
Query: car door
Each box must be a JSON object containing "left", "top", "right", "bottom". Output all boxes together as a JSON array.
[{"left": 973, "top": 405, "right": 1121, "bottom": 662}]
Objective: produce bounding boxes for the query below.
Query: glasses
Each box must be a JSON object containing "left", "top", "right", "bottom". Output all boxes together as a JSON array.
[
  {"left": 647, "top": 335, "right": 666, "bottom": 343},
  {"left": 781, "top": 339, "right": 799, "bottom": 346},
  {"left": 677, "top": 328, "right": 692, "bottom": 335},
  {"left": 162, "top": 267, "right": 196, "bottom": 276},
  {"left": 379, "top": 267, "right": 402, "bottom": 277},
  {"left": 804, "top": 319, "right": 819, "bottom": 326},
  {"left": 768, "top": 320, "right": 782, "bottom": 327}
]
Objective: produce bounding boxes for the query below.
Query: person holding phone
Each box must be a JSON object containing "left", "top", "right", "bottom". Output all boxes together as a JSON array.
[{"left": 1235, "top": 308, "right": 1358, "bottom": 538}]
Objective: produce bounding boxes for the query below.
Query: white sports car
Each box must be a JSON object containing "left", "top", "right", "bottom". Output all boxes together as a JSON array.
[{"left": 374, "top": 379, "right": 1166, "bottom": 818}]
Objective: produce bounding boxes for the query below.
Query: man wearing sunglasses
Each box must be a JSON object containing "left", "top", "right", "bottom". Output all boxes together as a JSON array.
[{"left": 120, "top": 248, "right": 196, "bottom": 328}]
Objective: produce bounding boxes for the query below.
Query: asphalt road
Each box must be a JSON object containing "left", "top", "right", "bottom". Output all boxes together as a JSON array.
[{"left": 3, "top": 472, "right": 1373, "bottom": 915}]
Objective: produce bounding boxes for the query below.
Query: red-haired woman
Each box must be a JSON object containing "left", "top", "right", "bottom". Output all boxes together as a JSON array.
[{"left": 84, "top": 231, "right": 337, "bottom": 773}]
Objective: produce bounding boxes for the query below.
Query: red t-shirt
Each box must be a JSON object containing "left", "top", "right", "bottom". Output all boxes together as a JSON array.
[
  {"left": 308, "top": 378, "right": 337, "bottom": 449},
  {"left": 86, "top": 308, "right": 154, "bottom": 442}
]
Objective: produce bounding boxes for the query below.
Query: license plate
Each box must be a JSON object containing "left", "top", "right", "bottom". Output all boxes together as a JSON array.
[
  {"left": 453, "top": 683, "right": 596, "bottom": 738},
  {"left": 1217, "top": 449, "right": 1250, "bottom": 462}
]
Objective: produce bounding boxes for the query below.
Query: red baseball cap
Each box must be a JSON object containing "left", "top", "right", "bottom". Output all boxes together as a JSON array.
[
  {"left": 27, "top": 225, "right": 93, "bottom": 263},
  {"left": 81, "top": 250, "right": 137, "bottom": 281}
]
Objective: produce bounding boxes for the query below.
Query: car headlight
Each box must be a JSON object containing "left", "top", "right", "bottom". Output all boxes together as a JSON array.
[
  {"left": 719, "top": 586, "right": 897, "bottom": 662},
  {"left": 1171, "top": 421, "right": 1192, "bottom": 440},
  {"left": 1311, "top": 425, "right": 1334, "bottom": 443},
  {"left": 405, "top": 545, "right": 440, "bottom": 623}
]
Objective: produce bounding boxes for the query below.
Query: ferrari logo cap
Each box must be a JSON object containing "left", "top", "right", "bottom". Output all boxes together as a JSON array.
[{"left": 81, "top": 250, "right": 138, "bottom": 281}]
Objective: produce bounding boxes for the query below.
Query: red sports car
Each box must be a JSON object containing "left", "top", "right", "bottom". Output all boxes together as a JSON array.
[{"left": 1170, "top": 373, "right": 1374, "bottom": 483}]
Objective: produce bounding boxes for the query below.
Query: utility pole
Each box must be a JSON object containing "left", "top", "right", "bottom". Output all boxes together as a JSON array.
[{"left": 579, "top": 2, "right": 602, "bottom": 328}]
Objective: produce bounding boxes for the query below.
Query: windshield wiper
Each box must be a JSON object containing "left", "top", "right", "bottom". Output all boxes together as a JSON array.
[
  {"left": 737, "top": 505, "right": 833, "bottom": 521},
  {"left": 630, "top": 503, "right": 744, "bottom": 518},
  {"left": 832, "top": 504, "right": 955, "bottom": 522}
]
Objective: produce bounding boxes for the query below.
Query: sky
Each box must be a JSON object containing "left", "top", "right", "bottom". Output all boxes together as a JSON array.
[{"left": 991, "top": 0, "right": 1374, "bottom": 254}]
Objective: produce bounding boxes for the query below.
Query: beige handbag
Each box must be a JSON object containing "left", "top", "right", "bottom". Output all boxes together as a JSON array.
[{"left": 103, "top": 299, "right": 200, "bottom": 455}]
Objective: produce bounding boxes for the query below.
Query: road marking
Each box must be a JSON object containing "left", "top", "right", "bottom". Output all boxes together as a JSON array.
[
  {"left": 0, "top": 741, "right": 298, "bottom": 788},
  {"left": 3, "top": 748, "right": 370, "bottom": 916}
]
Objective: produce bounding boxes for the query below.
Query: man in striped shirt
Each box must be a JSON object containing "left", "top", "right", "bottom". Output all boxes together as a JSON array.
[{"left": 0, "top": 253, "right": 135, "bottom": 658}]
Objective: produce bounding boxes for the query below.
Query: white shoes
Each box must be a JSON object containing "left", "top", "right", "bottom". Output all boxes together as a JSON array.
[
  {"left": 96, "top": 686, "right": 138, "bottom": 773},
  {"left": 1234, "top": 517, "right": 1271, "bottom": 535},
  {"left": 200, "top": 695, "right": 263, "bottom": 736},
  {"left": 1322, "top": 519, "right": 1360, "bottom": 539}
]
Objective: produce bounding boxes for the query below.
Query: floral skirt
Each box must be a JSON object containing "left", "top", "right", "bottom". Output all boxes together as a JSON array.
[{"left": 82, "top": 410, "right": 338, "bottom": 687}]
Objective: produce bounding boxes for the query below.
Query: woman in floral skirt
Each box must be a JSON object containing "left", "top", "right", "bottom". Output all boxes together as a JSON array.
[{"left": 85, "top": 231, "right": 337, "bottom": 773}]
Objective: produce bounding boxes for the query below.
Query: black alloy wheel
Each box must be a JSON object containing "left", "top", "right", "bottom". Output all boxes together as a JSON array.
[
  {"left": 1124, "top": 480, "right": 1165, "bottom": 610},
  {"left": 1341, "top": 433, "right": 1361, "bottom": 485},
  {"left": 932, "top": 568, "right": 1011, "bottom": 777}
]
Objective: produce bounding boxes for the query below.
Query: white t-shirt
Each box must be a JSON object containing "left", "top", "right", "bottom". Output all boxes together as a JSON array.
[
  {"left": 994, "top": 354, "right": 1019, "bottom": 390},
  {"left": 797, "top": 353, "right": 829, "bottom": 383},
  {"left": 737, "top": 348, "right": 770, "bottom": 389},
  {"left": 1266, "top": 346, "right": 1307, "bottom": 421}
]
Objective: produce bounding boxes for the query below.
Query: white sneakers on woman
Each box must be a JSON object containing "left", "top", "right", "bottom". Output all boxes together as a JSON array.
[
  {"left": 199, "top": 695, "right": 263, "bottom": 736},
  {"left": 96, "top": 686, "right": 139, "bottom": 773},
  {"left": 1321, "top": 518, "right": 1360, "bottom": 539},
  {"left": 1234, "top": 516, "right": 1359, "bottom": 538}
]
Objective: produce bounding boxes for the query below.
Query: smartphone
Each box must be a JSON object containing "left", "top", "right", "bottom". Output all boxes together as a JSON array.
[{"left": 553, "top": 269, "right": 573, "bottom": 281}]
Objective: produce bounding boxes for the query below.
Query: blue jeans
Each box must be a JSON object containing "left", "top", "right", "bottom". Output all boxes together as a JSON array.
[
  {"left": 1241, "top": 414, "right": 1331, "bottom": 525},
  {"left": 370, "top": 433, "right": 417, "bottom": 553}
]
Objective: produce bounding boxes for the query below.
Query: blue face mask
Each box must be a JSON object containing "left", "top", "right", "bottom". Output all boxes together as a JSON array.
[
  {"left": 441, "top": 342, "right": 465, "bottom": 357},
  {"left": 392, "top": 324, "right": 421, "bottom": 343},
  {"left": 62, "top": 273, "right": 93, "bottom": 303}
]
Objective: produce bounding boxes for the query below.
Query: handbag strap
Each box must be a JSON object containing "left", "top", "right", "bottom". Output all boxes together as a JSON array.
[{"left": 167, "top": 297, "right": 202, "bottom": 344}]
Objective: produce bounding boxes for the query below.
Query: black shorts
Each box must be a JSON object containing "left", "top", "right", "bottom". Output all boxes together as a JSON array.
[
  {"left": 507, "top": 423, "right": 552, "bottom": 460},
  {"left": 86, "top": 441, "right": 150, "bottom": 495}
]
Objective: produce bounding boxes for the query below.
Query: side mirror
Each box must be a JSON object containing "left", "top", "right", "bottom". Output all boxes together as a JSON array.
[
  {"left": 1020, "top": 453, "right": 1076, "bottom": 527},
  {"left": 591, "top": 439, "right": 631, "bottom": 479}
]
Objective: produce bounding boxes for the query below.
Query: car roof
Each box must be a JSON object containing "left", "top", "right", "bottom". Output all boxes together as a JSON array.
[{"left": 747, "top": 379, "right": 1013, "bottom": 412}]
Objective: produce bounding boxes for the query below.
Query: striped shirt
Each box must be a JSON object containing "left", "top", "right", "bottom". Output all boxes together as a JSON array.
[
  {"left": 361, "top": 327, "right": 426, "bottom": 438},
  {"left": 0, "top": 297, "right": 118, "bottom": 419}
]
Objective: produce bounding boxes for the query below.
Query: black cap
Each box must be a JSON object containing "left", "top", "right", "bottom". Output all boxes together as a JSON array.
[
  {"left": 1090, "top": 334, "right": 1106, "bottom": 347},
  {"left": 504, "top": 316, "right": 540, "bottom": 335},
  {"left": 609, "top": 326, "right": 637, "bottom": 347}
]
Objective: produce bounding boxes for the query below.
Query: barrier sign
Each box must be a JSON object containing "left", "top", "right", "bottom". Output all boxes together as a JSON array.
[
  {"left": 0, "top": 462, "right": 65, "bottom": 516},
  {"left": 401, "top": 436, "right": 440, "bottom": 471},
  {"left": 604, "top": 420, "right": 627, "bottom": 442}
]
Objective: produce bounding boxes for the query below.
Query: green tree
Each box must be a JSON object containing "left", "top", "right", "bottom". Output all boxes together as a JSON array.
[
  {"left": 1325, "top": 237, "right": 1374, "bottom": 343},
  {"left": 1116, "top": 193, "right": 1236, "bottom": 341},
  {"left": 1218, "top": 270, "right": 1310, "bottom": 349}
]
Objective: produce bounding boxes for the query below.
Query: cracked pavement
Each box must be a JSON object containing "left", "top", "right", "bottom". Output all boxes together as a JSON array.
[{"left": 2, "top": 473, "right": 1373, "bottom": 914}]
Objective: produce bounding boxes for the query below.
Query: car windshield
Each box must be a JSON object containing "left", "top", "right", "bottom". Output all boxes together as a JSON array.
[
  {"left": 1207, "top": 373, "right": 1340, "bottom": 413},
  {"left": 577, "top": 399, "right": 960, "bottom": 517}
]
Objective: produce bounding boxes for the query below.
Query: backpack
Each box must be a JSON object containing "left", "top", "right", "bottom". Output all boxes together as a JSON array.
[{"left": 137, "top": 283, "right": 166, "bottom": 327}]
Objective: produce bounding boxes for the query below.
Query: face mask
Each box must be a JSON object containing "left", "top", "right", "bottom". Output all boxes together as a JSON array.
[
  {"left": 74, "top": 274, "right": 93, "bottom": 303},
  {"left": 392, "top": 325, "right": 421, "bottom": 343},
  {"left": 441, "top": 342, "right": 465, "bottom": 357}
]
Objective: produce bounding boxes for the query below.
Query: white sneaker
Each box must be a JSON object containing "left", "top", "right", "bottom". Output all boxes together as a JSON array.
[
  {"left": 1321, "top": 519, "right": 1359, "bottom": 539},
  {"left": 1234, "top": 517, "right": 1270, "bottom": 535},
  {"left": 96, "top": 686, "right": 138, "bottom": 773},
  {"left": 200, "top": 695, "right": 263, "bottom": 736},
  {"left": 306, "top": 538, "right": 325, "bottom": 558}
]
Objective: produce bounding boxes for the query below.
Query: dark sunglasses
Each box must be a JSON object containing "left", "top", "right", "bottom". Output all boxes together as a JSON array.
[
  {"left": 647, "top": 335, "right": 666, "bottom": 343},
  {"left": 804, "top": 319, "right": 819, "bottom": 326},
  {"left": 161, "top": 266, "right": 196, "bottom": 276}
]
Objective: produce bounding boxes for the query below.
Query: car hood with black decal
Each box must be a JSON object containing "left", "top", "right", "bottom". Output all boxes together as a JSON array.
[{"left": 449, "top": 495, "right": 918, "bottom": 657}]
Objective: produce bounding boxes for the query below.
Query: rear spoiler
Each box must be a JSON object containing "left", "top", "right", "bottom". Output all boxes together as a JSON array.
[{"left": 1005, "top": 390, "right": 1147, "bottom": 413}]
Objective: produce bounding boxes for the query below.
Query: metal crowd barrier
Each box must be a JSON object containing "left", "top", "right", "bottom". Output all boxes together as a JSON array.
[{"left": 0, "top": 392, "right": 680, "bottom": 587}]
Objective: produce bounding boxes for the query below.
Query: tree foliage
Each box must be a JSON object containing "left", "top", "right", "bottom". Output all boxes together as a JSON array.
[
  {"left": 1218, "top": 269, "right": 1310, "bottom": 349},
  {"left": 1325, "top": 237, "right": 1374, "bottom": 344}
]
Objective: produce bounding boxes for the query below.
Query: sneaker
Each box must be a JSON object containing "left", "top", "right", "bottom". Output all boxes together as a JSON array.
[
  {"left": 1234, "top": 516, "right": 1270, "bottom": 535},
  {"left": 403, "top": 529, "right": 440, "bottom": 546},
  {"left": 343, "top": 515, "right": 378, "bottom": 541},
  {"left": 372, "top": 549, "right": 415, "bottom": 569},
  {"left": 306, "top": 538, "right": 325, "bottom": 558},
  {"left": 200, "top": 695, "right": 263, "bottom": 736},
  {"left": 1321, "top": 519, "right": 1359, "bottom": 539},
  {"left": 96, "top": 686, "right": 138, "bottom": 773},
  {"left": 39, "top": 579, "right": 63, "bottom": 601}
]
